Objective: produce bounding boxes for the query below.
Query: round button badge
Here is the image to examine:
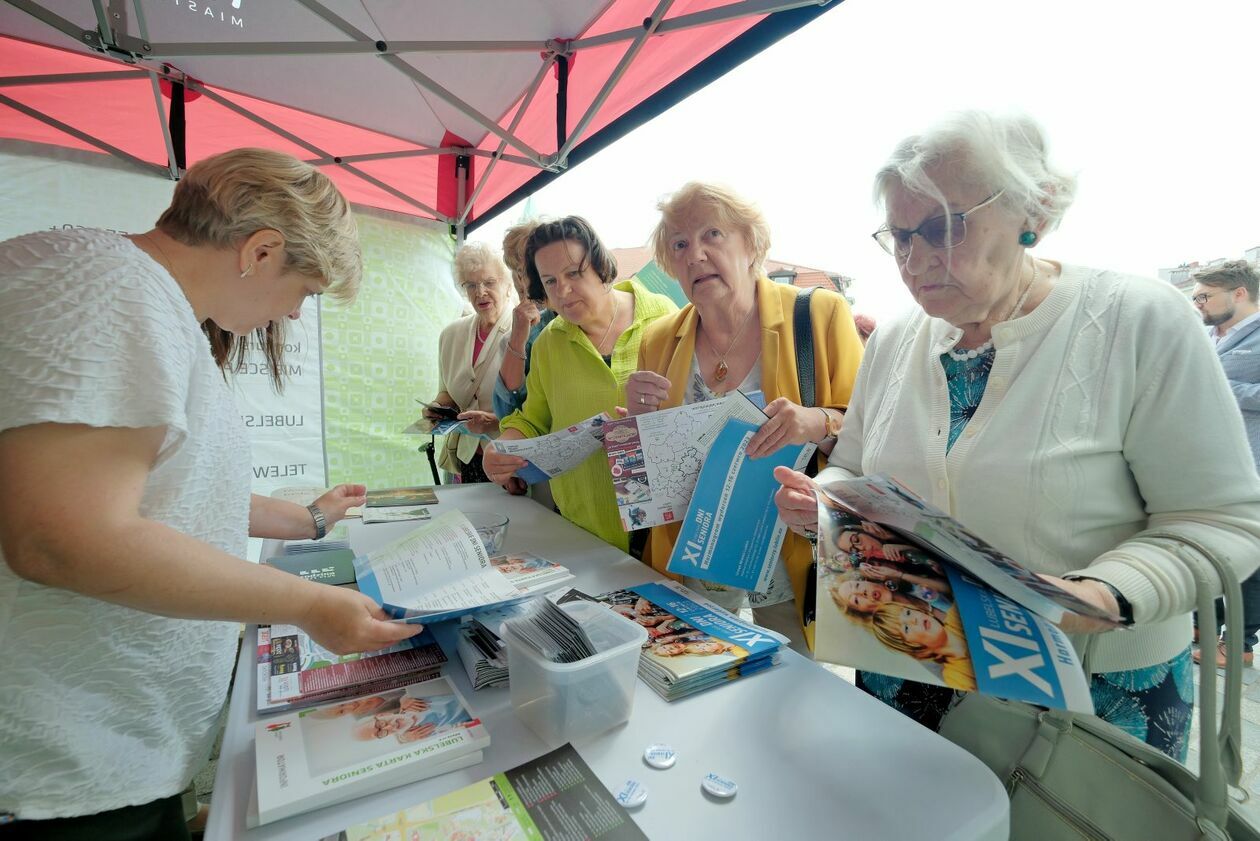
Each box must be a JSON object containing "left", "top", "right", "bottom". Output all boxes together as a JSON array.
[
  {"left": 614, "top": 779, "right": 648, "bottom": 808},
  {"left": 643, "top": 744, "right": 677, "bottom": 769},
  {"left": 701, "top": 772, "right": 738, "bottom": 799}
]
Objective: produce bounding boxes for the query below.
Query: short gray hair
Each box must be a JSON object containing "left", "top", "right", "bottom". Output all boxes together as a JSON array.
[
  {"left": 452, "top": 241, "right": 508, "bottom": 290},
  {"left": 874, "top": 111, "right": 1077, "bottom": 233}
]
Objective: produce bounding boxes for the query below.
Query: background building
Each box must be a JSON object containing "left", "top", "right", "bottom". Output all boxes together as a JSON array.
[{"left": 1160, "top": 247, "right": 1260, "bottom": 296}]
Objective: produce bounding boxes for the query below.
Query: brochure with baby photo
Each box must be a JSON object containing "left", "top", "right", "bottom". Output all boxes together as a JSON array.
[
  {"left": 353, "top": 514, "right": 573, "bottom": 625},
  {"left": 491, "top": 412, "right": 612, "bottom": 484},
  {"left": 320, "top": 743, "right": 648, "bottom": 841},
  {"left": 590, "top": 581, "right": 786, "bottom": 701},
  {"left": 665, "top": 417, "right": 815, "bottom": 594},
  {"left": 602, "top": 392, "right": 767, "bottom": 531},
  {"left": 251, "top": 676, "right": 489, "bottom": 826},
  {"left": 813, "top": 491, "right": 1095, "bottom": 713}
]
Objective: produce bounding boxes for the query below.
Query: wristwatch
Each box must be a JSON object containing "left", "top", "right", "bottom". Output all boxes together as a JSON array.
[
  {"left": 306, "top": 503, "right": 328, "bottom": 540},
  {"left": 1064, "top": 574, "right": 1134, "bottom": 625},
  {"left": 818, "top": 408, "right": 842, "bottom": 438}
]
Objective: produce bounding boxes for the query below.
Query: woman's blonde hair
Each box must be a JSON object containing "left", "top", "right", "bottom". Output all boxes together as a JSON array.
[
  {"left": 870, "top": 602, "right": 939, "bottom": 661},
  {"left": 650, "top": 182, "right": 771, "bottom": 280},
  {"left": 501, "top": 221, "right": 541, "bottom": 299},
  {"left": 157, "top": 148, "right": 361, "bottom": 390}
]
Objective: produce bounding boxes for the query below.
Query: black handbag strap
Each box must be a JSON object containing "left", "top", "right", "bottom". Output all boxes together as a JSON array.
[{"left": 793, "top": 288, "right": 817, "bottom": 409}]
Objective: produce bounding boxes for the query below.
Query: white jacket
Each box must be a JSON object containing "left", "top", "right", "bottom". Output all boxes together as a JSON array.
[{"left": 820, "top": 263, "right": 1260, "bottom": 672}]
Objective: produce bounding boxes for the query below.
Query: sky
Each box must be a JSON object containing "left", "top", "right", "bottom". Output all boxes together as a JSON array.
[{"left": 468, "top": 0, "right": 1260, "bottom": 322}]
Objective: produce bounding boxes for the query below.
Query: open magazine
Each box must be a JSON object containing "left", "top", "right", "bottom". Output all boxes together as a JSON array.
[
  {"left": 492, "top": 412, "right": 612, "bottom": 484},
  {"left": 814, "top": 476, "right": 1102, "bottom": 713},
  {"left": 353, "top": 512, "right": 574, "bottom": 624},
  {"left": 601, "top": 392, "right": 766, "bottom": 531}
]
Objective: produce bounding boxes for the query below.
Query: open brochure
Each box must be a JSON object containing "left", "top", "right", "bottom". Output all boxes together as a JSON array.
[
  {"left": 353, "top": 513, "right": 573, "bottom": 624},
  {"left": 321, "top": 743, "right": 648, "bottom": 841},
  {"left": 492, "top": 412, "right": 612, "bottom": 484},
  {"left": 251, "top": 676, "right": 488, "bottom": 826},
  {"left": 583, "top": 581, "right": 786, "bottom": 701},
  {"left": 814, "top": 477, "right": 1098, "bottom": 713},
  {"left": 402, "top": 417, "right": 491, "bottom": 440},
  {"left": 602, "top": 391, "right": 766, "bottom": 531},
  {"left": 665, "top": 418, "right": 814, "bottom": 594}
]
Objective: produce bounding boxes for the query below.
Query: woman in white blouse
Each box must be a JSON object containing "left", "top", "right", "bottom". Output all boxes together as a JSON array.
[
  {"left": 0, "top": 149, "right": 421, "bottom": 838},
  {"left": 424, "top": 242, "right": 514, "bottom": 483},
  {"left": 775, "top": 110, "right": 1260, "bottom": 760}
]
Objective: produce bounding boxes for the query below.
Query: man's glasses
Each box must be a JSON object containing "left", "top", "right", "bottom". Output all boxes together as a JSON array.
[
  {"left": 872, "top": 190, "right": 1005, "bottom": 257},
  {"left": 1192, "top": 290, "right": 1227, "bottom": 306}
]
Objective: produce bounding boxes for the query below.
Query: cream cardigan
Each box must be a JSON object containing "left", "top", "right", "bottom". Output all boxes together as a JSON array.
[
  {"left": 436, "top": 306, "right": 514, "bottom": 469},
  {"left": 819, "top": 263, "right": 1260, "bottom": 672}
]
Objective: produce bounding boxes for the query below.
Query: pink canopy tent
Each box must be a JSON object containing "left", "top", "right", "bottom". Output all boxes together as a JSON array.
[{"left": 0, "top": 0, "right": 838, "bottom": 235}]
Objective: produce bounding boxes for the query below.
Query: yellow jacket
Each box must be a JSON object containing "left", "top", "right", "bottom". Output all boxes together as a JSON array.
[
  {"left": 637, "top": 278, "right": 864, "bottom": 647},
  {"left": 500, "top": 280, "right": 677, "bottom": 551}
]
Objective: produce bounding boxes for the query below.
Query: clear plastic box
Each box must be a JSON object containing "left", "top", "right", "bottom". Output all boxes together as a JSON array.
[{"left": 502, "top": 600, "right": 648, "bottom": 744}]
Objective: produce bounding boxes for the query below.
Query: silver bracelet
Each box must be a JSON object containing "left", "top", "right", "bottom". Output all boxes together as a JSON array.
[{"left": 306, "top": 503, "right": 327, "bottom": 540}]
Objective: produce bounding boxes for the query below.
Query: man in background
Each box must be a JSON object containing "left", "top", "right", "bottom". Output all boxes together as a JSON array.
[{"left": 1192, "top": 260, "right": 1260, "bottom": 666}]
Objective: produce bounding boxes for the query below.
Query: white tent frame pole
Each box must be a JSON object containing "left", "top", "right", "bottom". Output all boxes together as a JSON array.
[
  {"left": 458, "top": 54, "right": 556, "bottom": 227},
  {"left": 192, "top": 83, "right": 450, "bottom": 222},
  {"left": 138, "top": 39, "right": 548, "bottom": 58},
  {"left": 555, "top": 0, "right": 675, "bottom": 166},
  {"left": 0, "top": 90, "right": 166, "bottom": 176},
  {"left": 569, "top": 0, "right": 829, "bottom": 50},
  {"left": 302, "top": 147, "right": 537, "bottom": 168},
  {"left": 455, "top": 158, "right": 467, "bottom": 246},
  {"left": 0, "top": 70, "right": 146, "bottom": 86},
  {"left": 3, "top": 0, "right": 84, "bottom": 43},
  {"left": 131, "top": 0, "right": 181, "bottom": 180}
]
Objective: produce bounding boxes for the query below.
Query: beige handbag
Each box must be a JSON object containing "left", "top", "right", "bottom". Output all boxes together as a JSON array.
[{"left": 939, "top": 532, "right": 1259, "bottom": 840}]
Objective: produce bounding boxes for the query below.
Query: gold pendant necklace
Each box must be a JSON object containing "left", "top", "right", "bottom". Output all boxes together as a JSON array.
[{"left": 703, "top": 301, "right": 756, "bottom": 383}]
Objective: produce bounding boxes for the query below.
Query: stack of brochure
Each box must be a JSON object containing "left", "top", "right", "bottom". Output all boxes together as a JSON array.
[
  {"left": 454, "top": 603, "right": 529, "bottom": 690},
  {"left": 354, "top": 513, "right": 574, "bottom": 625},
  {"left": 250, "top": 676, "right": 488, "bottom": 826},
  {"left": 319, "top": 743, "right": 648, "bottom": 841},
  {"left": 595, "top": 581, "right": 785, "bottom": 701},
  {"left": 813, "top": 475, "right": 1117, "bottom": 712},
  {"left": 255, "top": 625, "right": 447, "bottom": 715}
]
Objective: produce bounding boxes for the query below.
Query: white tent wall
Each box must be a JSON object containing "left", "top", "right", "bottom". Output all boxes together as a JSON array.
[{"left": 0, "top": 142, "right": 464, "bottom": 554}]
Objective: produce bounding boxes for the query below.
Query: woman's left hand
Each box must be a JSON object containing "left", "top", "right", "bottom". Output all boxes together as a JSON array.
[
  {"left": 458, "top": 410, "right": 500, "bottom": 436},
  {"left": 1038, "top": 574, "right": 1123, "bottom": 634},
  {"left": 313, "top": 484, "right": 367, "bottom": 527},
  {"left": 746, "top": 398, "right": 827, "bottom": 458}
]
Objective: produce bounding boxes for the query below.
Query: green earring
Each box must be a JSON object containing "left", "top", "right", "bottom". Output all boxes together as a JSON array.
[{"left": 1019, "top": 231, "right": 1037, "bottom": 247}]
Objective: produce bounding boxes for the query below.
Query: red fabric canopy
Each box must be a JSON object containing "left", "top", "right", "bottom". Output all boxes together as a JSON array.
[{"left": 0, "top": 1, "right": 836, "bottom": 226}]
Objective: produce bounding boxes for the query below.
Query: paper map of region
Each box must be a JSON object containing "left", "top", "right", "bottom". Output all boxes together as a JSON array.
[
  {"left": 492, "top": 413, "right": 611, "bottom": 483},
  {"left": 603, "top": 393, "right": 765, "bottom": 531}
]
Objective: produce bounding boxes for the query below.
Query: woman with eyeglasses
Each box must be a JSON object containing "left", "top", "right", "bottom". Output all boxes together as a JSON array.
[
  {"left": 774, "top": 110, "right": 1260, "bottom": 760},
  {"left": 424, "top": 242, "right": 516, "bottom": 483}
]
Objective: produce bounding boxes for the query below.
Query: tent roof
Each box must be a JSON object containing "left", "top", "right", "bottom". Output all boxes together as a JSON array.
[{"left": 0, "top": 0, "right": 837, "bottom": 229}]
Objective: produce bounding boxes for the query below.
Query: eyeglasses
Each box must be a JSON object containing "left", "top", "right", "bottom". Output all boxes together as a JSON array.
[
  {"left": 1191, "top": 290, "right": 1226, "bottom": 306},
  {"left": 872, "top": 190, "right": 1006, "bottom": 257},
  {"left": 460, "top": 279, "right": 498, "bottom": 295}
]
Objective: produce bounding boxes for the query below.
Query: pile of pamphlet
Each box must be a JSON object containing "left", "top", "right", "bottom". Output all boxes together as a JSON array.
[
  {"left": 454, "top": 603, "right": 526, "bottom": 690},
  {"left": 250, "top": 676, "right": 488, "bottom": 826},
  {"left": 593, "top": 581, "right": 785, "bottom": 701},
  {"left": 501, "top": 597, "right": 597, "bottom": 663}
]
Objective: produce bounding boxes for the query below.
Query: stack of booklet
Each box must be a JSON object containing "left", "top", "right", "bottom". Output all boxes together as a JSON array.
[
  {"left": 454, "top": 604, "right": 527, "bottom": 690},
  {"left": 319, "top": 743, "right": 647, "bottom": 840},
  {"left": 250, "top": 676, "right": 488, "bottom": 826},
  {"left": 353, "top": 513, "right": 573, "bottom": 624},
  {"left": 255, "top": 625, "right": 447, "bottom": 715},
  {"left": 813, "top": 475, "right": 1119, "bottom": 712},
  {"left": 592, "top": 581, "right": 785, "bottom": 701}
]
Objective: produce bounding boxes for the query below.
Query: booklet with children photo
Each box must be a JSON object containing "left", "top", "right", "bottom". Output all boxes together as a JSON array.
[{"left": 813, "top": 478, "right": 1096, "bottom": 713}]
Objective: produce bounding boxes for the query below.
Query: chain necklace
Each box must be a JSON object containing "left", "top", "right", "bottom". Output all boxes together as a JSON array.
[
  {"left": 138, "top": 232, "right": 176, "bottom": 278},
  {"left": 590, "top": 290, "right": 620, "bottom": 355},
  {"left": 701, "top": 300, "right": 757, "bottom": 382},
  {"left": 946, "top": 259, "right": 1038, "bottom": 362}
]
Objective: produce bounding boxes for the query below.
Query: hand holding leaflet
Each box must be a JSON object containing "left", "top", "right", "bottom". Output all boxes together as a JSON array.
[{"left": 491, "top": 412, "right": 611, "bottom": 484}]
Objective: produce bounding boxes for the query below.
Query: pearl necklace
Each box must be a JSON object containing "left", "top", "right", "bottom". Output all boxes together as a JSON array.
[{"left": 946, "top": 260, "right": 1038, "bottom": 362}]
